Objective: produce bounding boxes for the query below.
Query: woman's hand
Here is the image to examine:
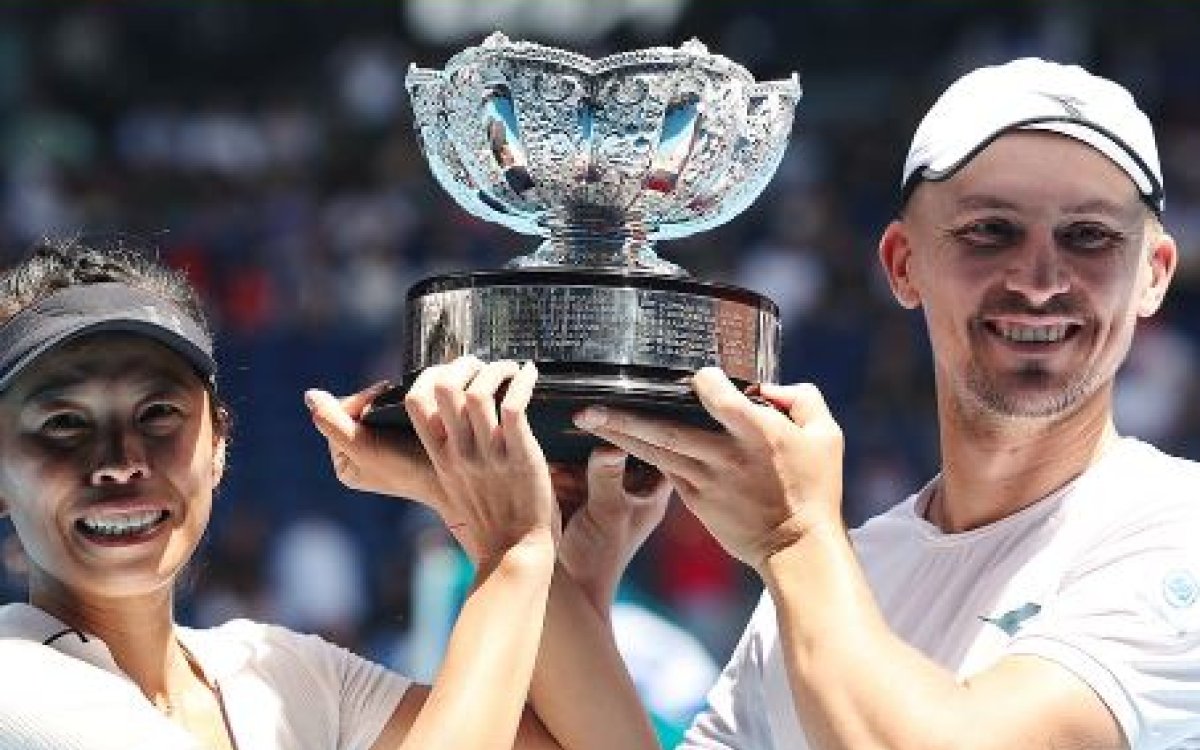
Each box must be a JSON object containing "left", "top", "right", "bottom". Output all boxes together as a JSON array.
[
  {"left": 552, "top": 450, "right": 671, "bottom": 616},
  {"left": 404, "top": 356, "right": 560, "bottom": 565},
  {"left": 306, "top": 380, "right": 444, "bottom": 505}
]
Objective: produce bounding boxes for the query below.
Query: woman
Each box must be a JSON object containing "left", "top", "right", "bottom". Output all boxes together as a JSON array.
[{"left": 0, "top": 236, "right": 565, "bottom": 749}]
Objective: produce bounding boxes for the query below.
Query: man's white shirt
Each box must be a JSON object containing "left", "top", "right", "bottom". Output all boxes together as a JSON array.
[{"left": 684, "top": 437, "right": 1200, "bottom": 749}]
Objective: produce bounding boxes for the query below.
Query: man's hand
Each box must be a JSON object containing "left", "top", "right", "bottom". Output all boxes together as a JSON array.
[
  {"left": 572, "top": 367, "right": 845, "bottom": 571},
  {"left": 553, "top": 449, "right": 671, "bottom": 615}
]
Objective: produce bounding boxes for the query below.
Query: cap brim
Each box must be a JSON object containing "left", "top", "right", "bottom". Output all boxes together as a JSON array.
[
  {"left": 0, "top": 282, "right": 217, "bottom": 392},
  {"left": 0, "top": 318, "right": 216, "bottom": 392}
]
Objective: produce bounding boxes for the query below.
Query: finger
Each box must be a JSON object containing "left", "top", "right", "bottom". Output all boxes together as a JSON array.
[
  {"left": 341, "top": 380, "right": 393, "bottom": 420},
  {"left": 758, "top": 382, "right": 834, "bottom": 427},
  {"left": 421, "top": 357, "right": 485, "bottom": 457},
  {"left": 404, "top": 365, "right": 446, "bottom": 452},
  {"left": 573, "top": 407, "right": 707, "bottom": 483},
  {"left": 464, "top": 360, "right": 521, "bottom": 453},
  {"left": 407, "top": 356, "right": 483, "bottom": 410},
  {"left": 691, "top": 367, "right": 780, "bottom": 439},
  {"left": 573, "top": 405, "right": 724, "bottom": 465},
  {"left": 406, "top": 360, "right": 479, "bottom": 458},
  {"left": 498, "top": 361, "right": 541, "bottom": 460},
  {"left": 403, "top": 365, "right": 442, "bottom": 426},
  {"left": 434, "top": 378, "right": 475, "bottom": 459},
  {"left": 305, "top": 389, "right": 358, "bottom": 448},
  {"left": 304, "top": 390, "right": 365, "bottom": 486},
  {"left": 585, "top": 446, "right": 628, "bottom": 514}
]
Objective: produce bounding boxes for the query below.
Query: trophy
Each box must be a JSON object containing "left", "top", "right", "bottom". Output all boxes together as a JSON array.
[{"left": 365, "top": 32, "right": 801, "bottom": 461}]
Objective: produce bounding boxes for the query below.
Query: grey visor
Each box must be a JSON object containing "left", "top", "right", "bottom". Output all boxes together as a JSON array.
[{"left": 0, "top": 282, "right": 216, "bottom": 391}]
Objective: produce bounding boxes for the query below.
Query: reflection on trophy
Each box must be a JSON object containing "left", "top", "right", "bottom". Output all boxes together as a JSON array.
[{"left": 365, "top": 32, "right": 801, "bottom": 461}]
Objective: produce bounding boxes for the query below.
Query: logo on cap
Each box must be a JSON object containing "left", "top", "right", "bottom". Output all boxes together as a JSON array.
[{"left": 1038, "top": 91, "right": 1086, "bottom": 120}]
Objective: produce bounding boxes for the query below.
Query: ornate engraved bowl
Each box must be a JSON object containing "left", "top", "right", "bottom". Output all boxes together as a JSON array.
[{"left": 406, "top": 31, "right": 801, "bottom": 274}]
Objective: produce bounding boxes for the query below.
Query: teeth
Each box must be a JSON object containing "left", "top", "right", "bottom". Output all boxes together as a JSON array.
[
  {"left": 79, "top": 510, "right": 167, "bottom": 537},
  {"left": 997, "top": 323, "right": 1069, "bottom": 343}
]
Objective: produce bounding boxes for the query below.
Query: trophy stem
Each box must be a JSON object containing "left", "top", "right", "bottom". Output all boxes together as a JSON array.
[{"left": 506, "top": 207, "right": 687, "bottom": 275}]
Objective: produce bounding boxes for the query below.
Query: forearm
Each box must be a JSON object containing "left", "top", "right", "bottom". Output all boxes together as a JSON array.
[
  {"left": 401, "top": 536, "right": 556, "bottom": 750},
  {"left": 761, "top": 519, "right": 975, "bottom": 750},
  {"left": 528, "top": 565, "right": 660, "bottom": 750}
]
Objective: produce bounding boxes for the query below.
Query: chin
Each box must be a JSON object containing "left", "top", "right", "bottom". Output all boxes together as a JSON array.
[{"left": 963, "top": 368, "right": 1099, "bottom": 420}]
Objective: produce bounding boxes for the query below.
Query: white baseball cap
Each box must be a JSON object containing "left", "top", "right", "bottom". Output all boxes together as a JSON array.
[{"left": 901, "top": 57, "right": 1163, "bottom": 214}]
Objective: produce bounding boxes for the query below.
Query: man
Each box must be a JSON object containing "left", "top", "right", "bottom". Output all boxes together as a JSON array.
[{"left": 573, "top": 57, "right": 1200, "bottom": 748}]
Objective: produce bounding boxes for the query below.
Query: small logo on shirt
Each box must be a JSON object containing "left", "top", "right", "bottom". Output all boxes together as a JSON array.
[
  {"left": 980, "top": 602, "right": 1042, "bottom": 636},
  {"left": 1162, "top": 569, "right": 1200, "bottom": 609}
]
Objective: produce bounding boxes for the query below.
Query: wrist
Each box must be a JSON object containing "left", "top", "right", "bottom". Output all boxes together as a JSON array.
[
  {"left": 753, "top": 507, "right": 845, "bottom": 577},
  {"left": 573, "top": 574, "right": 618, "bottom": 618},
  {"left": 477, "top": 528, "right": 558, "bottom": 574}
]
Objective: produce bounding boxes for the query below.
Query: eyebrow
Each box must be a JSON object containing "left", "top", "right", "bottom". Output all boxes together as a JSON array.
[
  {"left": 951, "top": 193, "right": 1138, "bottom": 219},
  {"left": 1059, "top": 198, "right": 1139, "bottom": 217},
  {"left": 952, "top": 194, "right": 1023, "bottom": 212},
  {"left": 21, "top": 367, "right": 194, "bottom": 406},
  {"left": 21, "top": 370, "right": 92, "bottom": 405}
]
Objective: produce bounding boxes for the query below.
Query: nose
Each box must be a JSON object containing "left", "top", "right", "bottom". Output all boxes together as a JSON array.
[
  {"left": 89, "top": 427, "right": 151, "bottom": 486},
  {"left": 1004, "top": 232, "right": 1070, "bottom": 307}
]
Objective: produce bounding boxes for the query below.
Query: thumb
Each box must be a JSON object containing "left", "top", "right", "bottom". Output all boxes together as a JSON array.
[
  {"left": 586, "top": 446, "right": 629, "bottom": 513},
  {"left": 305, "top": 388, "right": 358, "bottom": 445},
  {"left": 342, "top": 380, "right": 393, "bottom": 420}
]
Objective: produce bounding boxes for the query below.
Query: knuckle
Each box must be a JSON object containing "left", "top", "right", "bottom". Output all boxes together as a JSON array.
[
  {"left": 659, "top": 424, "right": 685, "bottom": 453},
  {"left": 402, "top": 390, "right": 427, "bottom": 412},
  {"left": 499, "top": 402, "right": 525, "bottom": 426},
  {"left": 707, "top": 393, "right": 738, "bottom": 419},
  {"left": 464, "top": 390, "right": 492, "bottom": 411},
  {"left": 764, "top": 428, "right": 792, "bottom": 455},
  {"left": 403, "top": 397, "right": 435, "bottom": 426},
  {"left": 796, "top": 381, "right": 820, "bottom": 398}
]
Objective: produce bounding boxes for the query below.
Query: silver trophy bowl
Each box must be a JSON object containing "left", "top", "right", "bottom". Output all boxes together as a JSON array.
[{"left": 367, "top": 33, "right": 802, "bottom": 461}]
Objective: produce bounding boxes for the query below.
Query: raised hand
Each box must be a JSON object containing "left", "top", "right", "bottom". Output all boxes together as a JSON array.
[
  {"left": 305, "top": 380, "right": 443, "bottom": 505},
  {"left": 572, "top": 367, "right": 844, "bottom": 571},
  {"left": 552, "top": 449, "right": 671, "bottom": 615},
  {"left": 404, "top": 356, "right": 560, "bottom": 565}
]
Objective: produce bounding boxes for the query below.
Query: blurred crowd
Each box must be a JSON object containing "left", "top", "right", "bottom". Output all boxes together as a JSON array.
[{"left": 3, "top": 1, "right": 1200, "bottom": 727}]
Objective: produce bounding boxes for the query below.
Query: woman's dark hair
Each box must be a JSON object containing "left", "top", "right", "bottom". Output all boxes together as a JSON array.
[
  {"left": 0, "top": 235, "right": 210, "bottom": 331},
  {"left": 0, "top": 234, "right": 230, "bottom": 434}
]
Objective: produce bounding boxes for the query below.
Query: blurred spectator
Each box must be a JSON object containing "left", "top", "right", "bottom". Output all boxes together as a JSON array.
[
  {"left": 651, "top": 502, "right": 747, "bottom": 658},
  {"left": 188, "top": 505, "right": 275, "bottom": 628},
  {"left": 1115, "top": 319, "right": 1198, "bottom": 444},
  {"left": 268, "top": 513, "right": 369, "bottom": 648}
]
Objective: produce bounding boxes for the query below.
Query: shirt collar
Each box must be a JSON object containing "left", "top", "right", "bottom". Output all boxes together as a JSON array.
[{"left": 0, "top": 603, "right": 252, "bottom": 683}]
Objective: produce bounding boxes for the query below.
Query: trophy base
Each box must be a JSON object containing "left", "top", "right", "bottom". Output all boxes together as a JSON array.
[
  {"left": 363, "top": 371, "right": 724, "bottom": 463},
  {"left": 362, "top": 267, "right": 781, "bottom": 463}
]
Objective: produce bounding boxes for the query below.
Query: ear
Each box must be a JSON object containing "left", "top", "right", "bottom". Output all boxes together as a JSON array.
[
  {"left": 1137, "top": 230, "right": 1178, "bottom": 318},
  {"left": 211, "top": 436, "right": 227, "bottom": 486},
  {"left": 879, "top": 220, "right": 922, "bottom": 309}
]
